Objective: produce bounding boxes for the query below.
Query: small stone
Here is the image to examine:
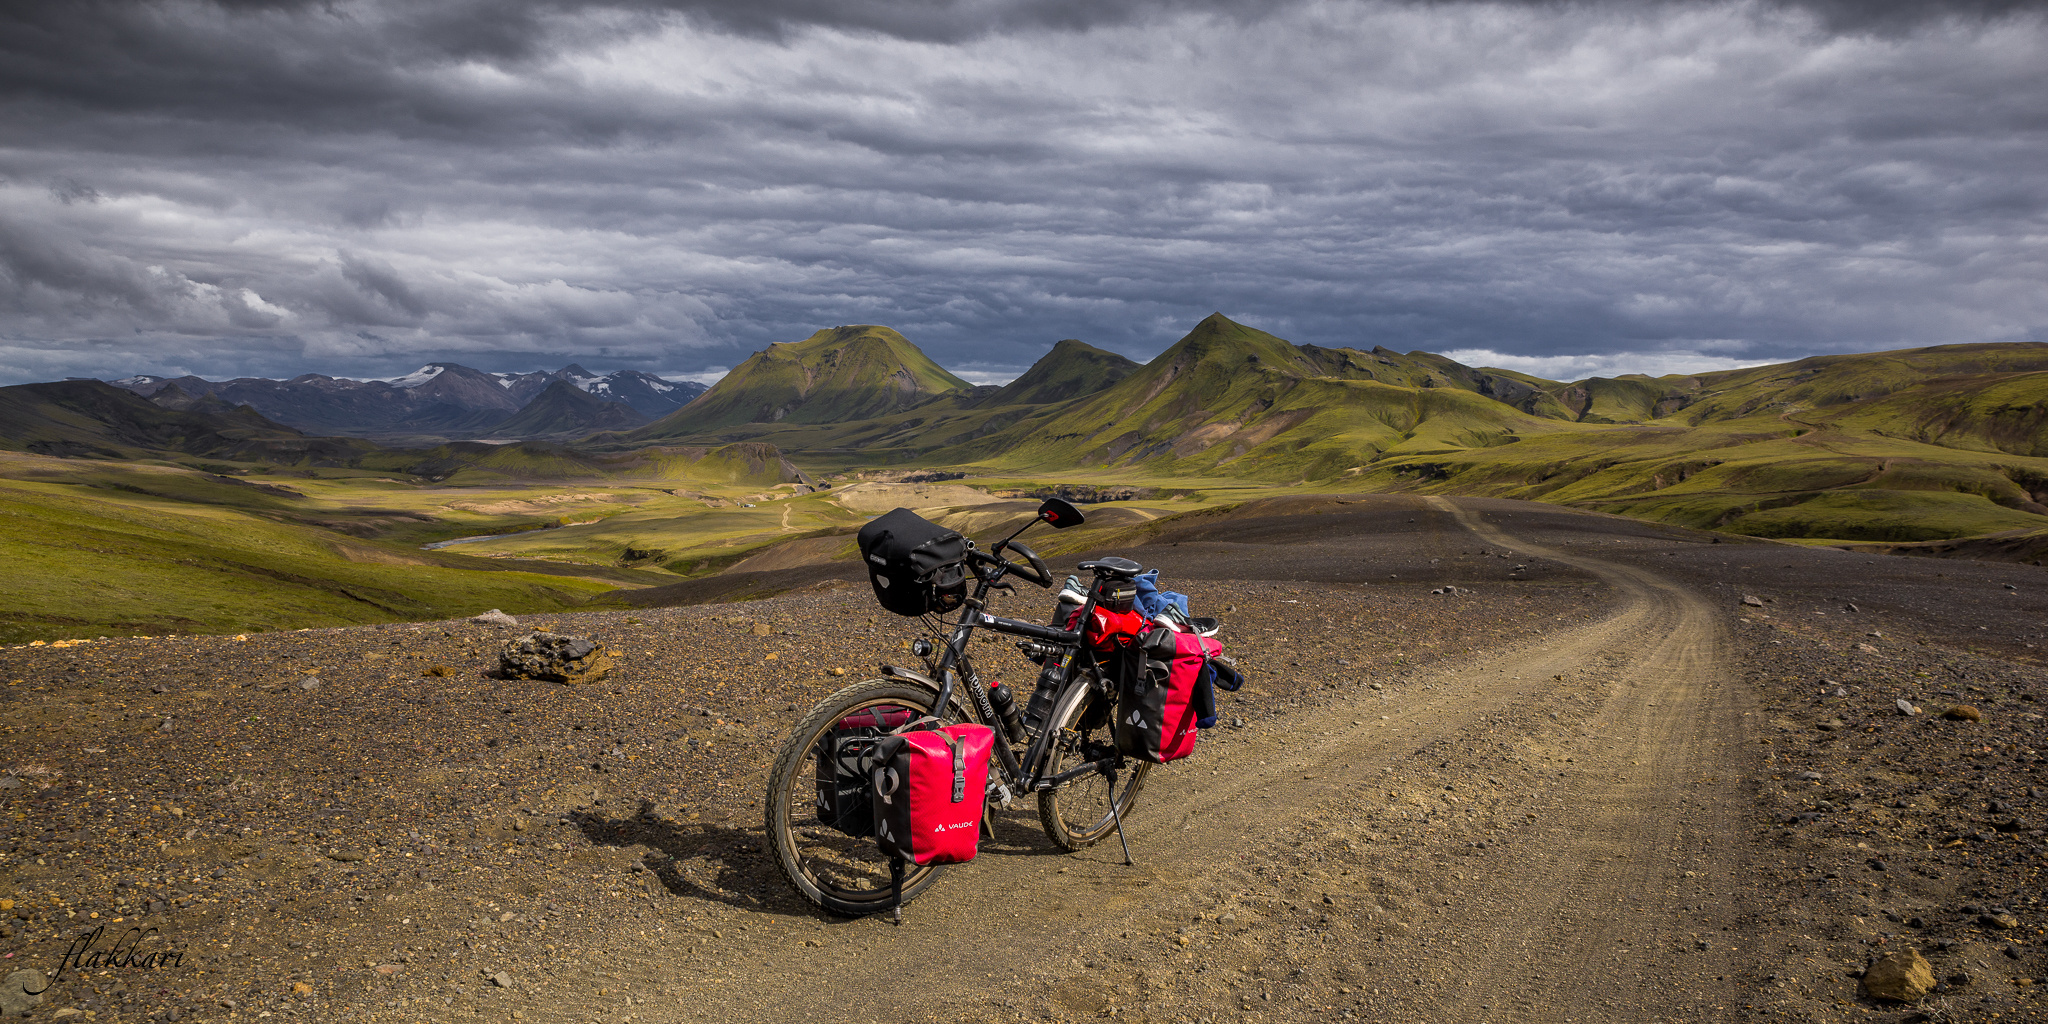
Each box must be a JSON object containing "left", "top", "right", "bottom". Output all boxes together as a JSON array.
[
  {"left": 373, "top": 963, "right": 403, "bottom": 976},
  {"left": 52, "top": 1008, "right": 83, "bottom": 1019},
  {"left": 473, "top": 609, "right": 519, "bottom": 626},
  {"left": 829, "top": 667, "right": 846, "bottom": 677},
  {"left": 1230, "top": 717, "right": 1247, "bottom": 729},
  {"left": 1, "top": 969, "right": 44, "bottom": 1017},
  {"left": 291, "top": 982, "right": 313, "bottom": 996},
  {"left": 1796, "top": 771, "right": 1823, "bottom": 781},
  {"left": 1860, "top": 949, "right": 1935, "bottom": 1003},
  {"left": 1741, "top": 595, "right": 1765, "bottom": 608},
  {"left": 1895, "top": 699, "right": 1921, "bottom": 716},
  {"left": 1942, "top": 705, "right": 1982, "bottom": 722},
  {"left": 1979, "top": 912, "right": 2019, "bottom": 930},
  {"left": 750, "top": 622, "right": 773, "bottom": 636},
  {"left": 1816, "top": 719, "right": 1845, "bottom": 732},
  {"left": 1845, "top": 603, "right": 1859, "bottom": 612},
  {"left": 328, "top": 849, "right": 367, "bottom": 862},
  {"left": 491, "top": 971, "right": 515, "bottom": 988},
  {"left": 1856, "top": 643, "right": 1879, "bottom": 653},
  {"left": 511, "top": 818, "right": 527, "bottom": 832},
  {"left": 298, "top": 677, "right": 321, "bottom": 691},
  {"left": 1831, "top": 687, "right": 1849, "bottom": 698}
]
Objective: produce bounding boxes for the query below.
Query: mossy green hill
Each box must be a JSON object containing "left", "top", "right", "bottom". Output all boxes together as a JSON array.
[{"left": 633, "top": 325, "right": 972, "bottom": 439}]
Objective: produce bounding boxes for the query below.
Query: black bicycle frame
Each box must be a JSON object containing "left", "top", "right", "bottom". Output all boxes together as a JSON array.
[{"left": 922, "top": 553, "right": 1117, "bottom": 793}]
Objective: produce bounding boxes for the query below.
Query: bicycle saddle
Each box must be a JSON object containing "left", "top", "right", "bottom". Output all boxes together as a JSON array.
[{"left": 1078, "top": 556, "right": 1143, "bottom": 578}]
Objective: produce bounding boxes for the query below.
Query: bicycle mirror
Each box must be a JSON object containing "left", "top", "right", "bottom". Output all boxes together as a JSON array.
[{"left": 1038, "top": 497, "right": 1084, "bottom": 529}]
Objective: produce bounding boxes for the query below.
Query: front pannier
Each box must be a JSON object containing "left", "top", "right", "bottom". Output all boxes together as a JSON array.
[
  {"left": 856, "top": 507, "right": 967, "bottom": 617},
  {"left": 871, "top": 724, "right": 995, "bottom": 866},
  {"left": 814, "top": 706, "right": 914, "bottom": 837},
  {"left": 1117, "top": 627, "right": 1223, "bottom": 764}
]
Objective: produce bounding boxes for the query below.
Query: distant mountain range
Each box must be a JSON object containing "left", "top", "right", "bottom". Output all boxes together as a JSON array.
[
  {"left": 105, "top": 363, "right": 705, "bottom": 439},
  {"left": 21, "top": 315, "right": 2048, "bottom": 546}
]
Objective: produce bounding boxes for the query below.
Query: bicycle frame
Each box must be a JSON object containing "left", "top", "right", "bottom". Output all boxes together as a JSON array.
[{"left": 901, "top": 548, "right": 1122, "bottom": 795}]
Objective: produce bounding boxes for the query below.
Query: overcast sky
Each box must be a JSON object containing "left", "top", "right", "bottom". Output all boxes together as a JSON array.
[{"left": 2, "top": 0, "right": 2044, "bottom": 386}]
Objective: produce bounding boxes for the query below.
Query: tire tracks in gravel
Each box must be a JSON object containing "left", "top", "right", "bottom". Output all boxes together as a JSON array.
[{"left": 654, "top": 496, "right": 1759, "bottom": 1023}]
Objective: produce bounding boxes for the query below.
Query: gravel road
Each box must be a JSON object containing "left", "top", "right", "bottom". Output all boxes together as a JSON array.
[{"left": 2, "top": 494, "right": 2042, "bottom": 1023}]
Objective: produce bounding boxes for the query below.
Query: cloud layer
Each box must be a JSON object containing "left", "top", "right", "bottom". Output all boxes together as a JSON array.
[{"left": 2, "top": 0, "right": 2044, "bottom": 384}]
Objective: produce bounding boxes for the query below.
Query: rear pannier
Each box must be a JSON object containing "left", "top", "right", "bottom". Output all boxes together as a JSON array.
[
  {"left": 871, "top": 724, "right": 995, "bottom": 866},
  {"left": 1117, "top": 627, "right": 1224, "bottom": 764},
  {"left": 856, "top": 507, "right": 967, "bottom": 617},
  {"left": 813, "top": 706, "right": 914, "bottom": 837}
]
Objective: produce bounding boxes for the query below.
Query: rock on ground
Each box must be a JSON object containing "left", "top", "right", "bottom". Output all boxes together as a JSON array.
[
  {"left": 1861, "top": 949, "right": 1935, "bottom": 1003},
  {"left": 494, "top": 631, "right": 612, "bottom": 684}
]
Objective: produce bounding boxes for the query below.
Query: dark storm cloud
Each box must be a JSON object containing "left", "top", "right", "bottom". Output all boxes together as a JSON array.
[{"left": 1, "top": 0, "right": 2045, "bottom": 384}]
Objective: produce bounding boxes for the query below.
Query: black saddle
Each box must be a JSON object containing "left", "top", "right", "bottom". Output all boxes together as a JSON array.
[{"left": 1078, "top": 556, "right": 1143, "bottom": 578}]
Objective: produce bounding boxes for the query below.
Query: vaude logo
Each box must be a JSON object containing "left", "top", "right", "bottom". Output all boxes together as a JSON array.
[
  {"left": 931, "top": 821, "right": 974, "bottom": 832},
  {"left": 867, "top": 553, "right": 888, "bottom": 566},
  {"left": 1125, "top": 709, "right": 1146, "bottom": 728}
]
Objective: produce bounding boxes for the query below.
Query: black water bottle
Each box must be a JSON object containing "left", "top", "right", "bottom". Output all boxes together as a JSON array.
[
  {"left": 1020, "top": 658, "right": 1062, "bottom": 738},
  {"left": 988, "top": 680, "right": 1025, "bottom": 743}
]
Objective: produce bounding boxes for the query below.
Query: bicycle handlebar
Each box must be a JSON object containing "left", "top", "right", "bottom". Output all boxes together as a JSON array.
[{"left": 968, "top": 546, "right": 1053, "bottom": 589}]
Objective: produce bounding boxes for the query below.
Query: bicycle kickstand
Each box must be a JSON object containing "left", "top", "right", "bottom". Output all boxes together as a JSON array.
[
  {"left": 1105, "top": 768, "right": 1136, "bottom": 868},
  {"left": 889, "top": 856, "right": 905, "bottom": 926}
]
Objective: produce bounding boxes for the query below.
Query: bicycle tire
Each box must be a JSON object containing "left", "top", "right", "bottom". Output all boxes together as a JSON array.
[
  {"left": 1035, "top": 681, "right": 1149, "bottom": 850},
  {"left": 763, "top": 677, "right": 974, "bottom": 916}
]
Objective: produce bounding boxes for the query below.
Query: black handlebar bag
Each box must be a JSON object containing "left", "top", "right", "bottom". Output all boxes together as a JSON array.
[{"left": 856, "top": 507, "right": 967, "bottom": 617}]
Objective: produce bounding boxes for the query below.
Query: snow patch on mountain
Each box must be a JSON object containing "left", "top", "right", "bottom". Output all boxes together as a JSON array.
[{"left": 377, "top": 365, "right": 447, "bottom": 389}]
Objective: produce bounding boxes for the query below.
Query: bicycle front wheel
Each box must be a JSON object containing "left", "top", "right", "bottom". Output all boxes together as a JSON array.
[
  {"left": 763, "top": 677, "right": 971, "bottom": 916},
  {"left": 1036, "top": 682, "right": 1149, "bottom": 851}
]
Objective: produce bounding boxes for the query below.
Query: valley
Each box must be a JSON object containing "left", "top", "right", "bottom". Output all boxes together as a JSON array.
[{"left": 4, "top": 314, "right": 2047, "bottom": 649}]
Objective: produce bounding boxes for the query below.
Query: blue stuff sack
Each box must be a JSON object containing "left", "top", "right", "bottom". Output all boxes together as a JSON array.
[{"left": 1132, "top": 570, "right": 1190, "bottom": 618}]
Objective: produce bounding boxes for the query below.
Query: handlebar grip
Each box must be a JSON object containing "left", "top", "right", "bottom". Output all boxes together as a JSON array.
[{"left": 996, "top": 540, "right": 1053, "bottom": 588}]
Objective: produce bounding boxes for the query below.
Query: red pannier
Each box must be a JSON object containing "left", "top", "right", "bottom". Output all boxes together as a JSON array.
[
  {"left": 1117, "top": 627, "right": 1224, "bottom": 764},
  {"left": 871, "top": 723, "right": 995, "bottom": 866}
]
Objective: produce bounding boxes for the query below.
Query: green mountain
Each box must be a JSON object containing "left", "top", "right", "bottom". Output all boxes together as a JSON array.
[
  {"left": 490, "top": 379, "right": 648, "bottom": 438},
  {"left": 632, "top": 325, "right": 972, "bottom": 439},
  {"left": 937, "top": 314, "right": 1564, "bottom": 480},
  {"left": 981, "top": 339, "right": 1141, "bottom": 406}
]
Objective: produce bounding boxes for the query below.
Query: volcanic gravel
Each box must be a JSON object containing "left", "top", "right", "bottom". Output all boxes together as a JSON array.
[{"left": 0, "top": 519, "right": 1604, "bottom": 1023}]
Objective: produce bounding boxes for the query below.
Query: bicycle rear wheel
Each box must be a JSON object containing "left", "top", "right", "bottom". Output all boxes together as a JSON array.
[
  {"left": 1036, "top": 683, "right": 1149, "bottom": 850},
  {"left": 763, "top": 677, "right": 971, "bottom": 916}
]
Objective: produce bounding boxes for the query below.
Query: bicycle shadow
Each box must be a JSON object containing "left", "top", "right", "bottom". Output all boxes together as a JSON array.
[
  {"left": 570, "top": 802, "right": 807, "bottom": 915},
  {"left": 569, "top": 797, "right": 1073, "bottom": 917}
]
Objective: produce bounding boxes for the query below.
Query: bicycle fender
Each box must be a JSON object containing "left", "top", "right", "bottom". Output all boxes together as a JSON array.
[{"left": 878, "top": 664, "right": 941, "bottom": 688}]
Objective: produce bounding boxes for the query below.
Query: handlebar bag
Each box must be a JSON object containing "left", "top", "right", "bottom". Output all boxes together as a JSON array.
[
  {"left": 1116, "top": 627, "right": 1224, "bottom": 764},
  {"left": 813, "top": 706, "right": 917, "bottom": 837},
  {"left": 856, "top": 507, "right": 967, "bottom": 617},
  {"left": 871, "top": 723, "right": 995, "bottom": 866}
]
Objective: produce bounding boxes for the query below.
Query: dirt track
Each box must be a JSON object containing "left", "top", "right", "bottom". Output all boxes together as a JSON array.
[
  {"left": 723, "top": 493, "right": 1759, "bottom": 1023},
  {"left": 7, "top": 494, "right": 2045, "bottom": 1023}
]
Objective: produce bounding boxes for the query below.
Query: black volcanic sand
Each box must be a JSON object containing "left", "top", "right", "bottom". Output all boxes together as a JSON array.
[{"left": 0, "top": 493, "right": 2040, "bottom": 1024}]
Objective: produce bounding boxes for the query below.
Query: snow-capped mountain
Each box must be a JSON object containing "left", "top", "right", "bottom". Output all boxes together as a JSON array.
[
  {"left": 488, "top": 365, "right": 706, "bottom": 417},
  {"left": 105, "top": 363, "right": 706, "bottom": 438}
]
